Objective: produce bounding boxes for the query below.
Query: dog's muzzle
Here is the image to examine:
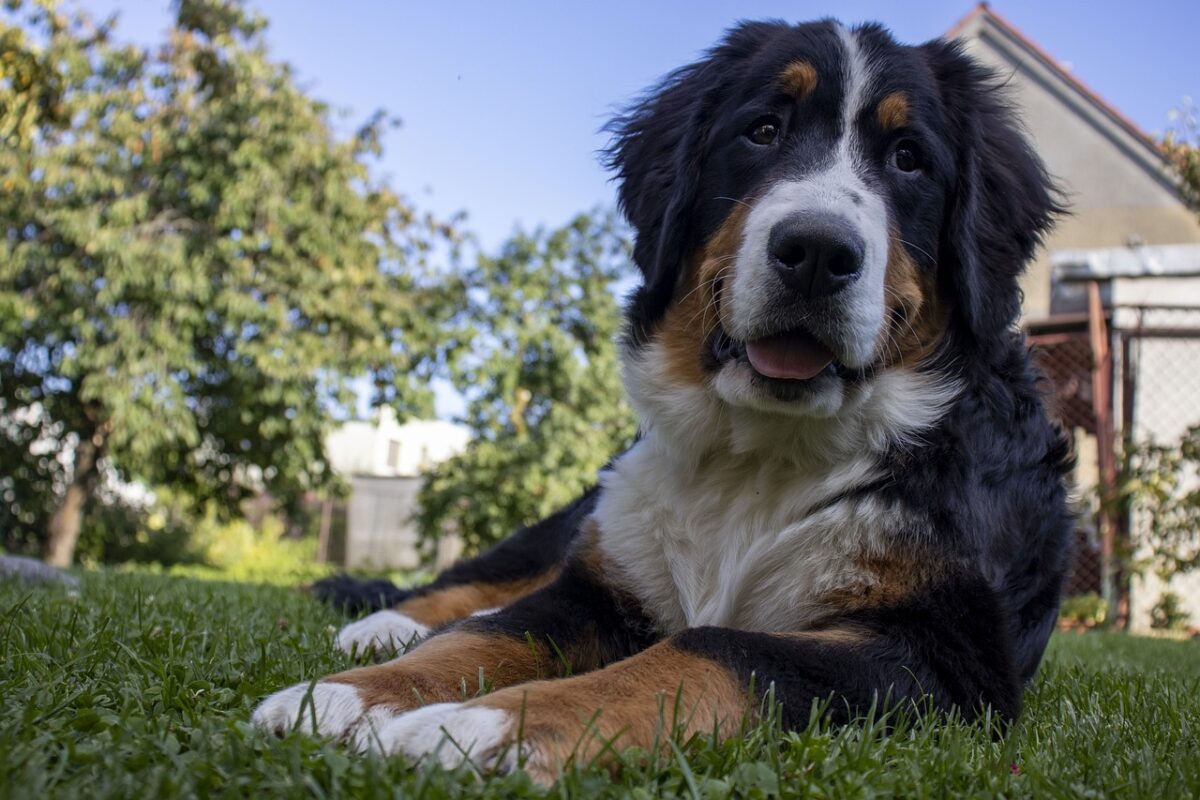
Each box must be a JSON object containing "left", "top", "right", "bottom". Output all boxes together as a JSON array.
[{"left": 767, "top": 212, "right": 865, "bottom": 300}]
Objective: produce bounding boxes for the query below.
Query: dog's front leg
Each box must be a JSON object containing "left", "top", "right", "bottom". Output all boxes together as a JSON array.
[
  {"left": 356, "top": 631, "right": 753, "bottom": 783},
  {"left": 252, "top": 538, "right": 659, "bottom": 746},
  {"left": 368, "top": 595, "right": 1022, "bottom": 784}
]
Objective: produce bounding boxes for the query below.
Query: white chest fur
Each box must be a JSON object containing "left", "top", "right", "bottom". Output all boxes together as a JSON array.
[{"left": 593, "top": 438, "right": 902, "bottom": 634}]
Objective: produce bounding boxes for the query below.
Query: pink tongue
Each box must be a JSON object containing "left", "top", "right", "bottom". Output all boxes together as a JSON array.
[{"left": 745, "top": 330, "right": 835, "bottom": 380}]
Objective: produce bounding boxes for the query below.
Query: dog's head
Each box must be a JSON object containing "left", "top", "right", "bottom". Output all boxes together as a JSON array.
[{"left": 607, "top": 21, "right": 1059, "bottom": 434}]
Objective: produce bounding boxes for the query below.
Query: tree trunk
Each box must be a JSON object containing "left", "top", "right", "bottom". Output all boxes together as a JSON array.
[{"left": 43, "top": 424, "right": 108, "bottom": 568}]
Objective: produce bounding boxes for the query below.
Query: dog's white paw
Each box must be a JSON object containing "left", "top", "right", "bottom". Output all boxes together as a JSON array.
[
  {"left": 335, "top": 610, "right": 429, "bottom": 656},
  {"left": 252, "top": 682, "right": 364, "bottom": 738},
  {"left": 358, "top": 701, "right": 520, "bottom": 771}
]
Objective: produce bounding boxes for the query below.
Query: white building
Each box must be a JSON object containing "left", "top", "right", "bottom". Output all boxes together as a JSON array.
[
  {"left": 326, "top": 408, "right": 469, "bottom": 479},
  {"left": 323, "top": 409, "right": 469, "bottom": 570}
]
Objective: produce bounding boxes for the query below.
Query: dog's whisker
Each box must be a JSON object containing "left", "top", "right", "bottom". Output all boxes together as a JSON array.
[
  {"left": 713, "top": 195, "right": 753, "bottom": 210},
  {"left": 896, "top": 238, "right": 936, "bottom": 265},
  {"left": 683, "top": 266, "right": 734, "bottom": 330},
  {"left": 681, "top": 263, "right": 734, "bottom": 331},
  {"left": 882, "top": 284, "right": 926, "bottom": 354}
]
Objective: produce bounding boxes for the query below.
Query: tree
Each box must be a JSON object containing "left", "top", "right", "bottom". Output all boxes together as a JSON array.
[
  {"left": 1163, "top": 99, "right": 1199, "bottom": 212},
  {"left": 417, "top": 213, "right": 637, "bottom": 553},
  {"left": 0, "top": 0, "right": 456, "bottom": 565}
]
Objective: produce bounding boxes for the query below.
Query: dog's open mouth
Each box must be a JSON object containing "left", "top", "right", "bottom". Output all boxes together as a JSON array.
[
  {"left": 744, "top": 329, "right": 835, "bottom": 381},
  {"left": 712, "top": 328, "right": 840, "bottom": 383}
]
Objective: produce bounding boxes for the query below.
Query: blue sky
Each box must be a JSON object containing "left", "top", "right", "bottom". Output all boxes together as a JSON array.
[
  {"left": 87, "top": 1, "right": 1198, "bottom": 250},
  {"left": 75, "top": 1, "right": 1198, "bottom": 419}
]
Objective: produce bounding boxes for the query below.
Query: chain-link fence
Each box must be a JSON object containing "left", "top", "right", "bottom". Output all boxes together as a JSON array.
[
  {"left": 1029, "top": 302, "right": 1200, "bottom": 633},
  {"left": 1027, "top": 328, "right": 1105, "bottom": 601},
  {"left": 1116, "top": 307, "right": 1200, "bottom": 632}
]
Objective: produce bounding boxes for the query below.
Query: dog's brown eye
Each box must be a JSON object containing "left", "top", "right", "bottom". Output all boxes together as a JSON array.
[
  {"left": 891, "top": 141, "right": 922, "bottom": 172},
  {"left": 746, "top": 118, "right": 780, "bottom": 146}
]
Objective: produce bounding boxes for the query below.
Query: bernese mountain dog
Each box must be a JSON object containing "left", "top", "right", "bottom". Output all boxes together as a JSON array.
[{"left": 253, "top": 19, "right": 1072, "bottom": 783}]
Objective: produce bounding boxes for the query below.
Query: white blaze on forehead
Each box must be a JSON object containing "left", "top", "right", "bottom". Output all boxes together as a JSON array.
[
  {"left": 835, "top": 23, "right": 874, "bottom": 168},
  {"left": 722, "top": 23, "right": 890, "bottom": 372}
]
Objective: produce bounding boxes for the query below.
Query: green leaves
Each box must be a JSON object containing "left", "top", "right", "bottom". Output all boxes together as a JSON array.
[
  {"left": 1116, "top": 423, "right": 1200, "bottom": 580},
  {"left": 1163, "top": 100, "right": 1199, "bottom": 214},
  {"left": 418, "top": 212, "right": 637, "bottom": 552},
  {"left": 0, "top": 0, "right": 633, "bottom": 563},
  {"left": 0, "top": 0, "right": 458, "bottom": 557}
]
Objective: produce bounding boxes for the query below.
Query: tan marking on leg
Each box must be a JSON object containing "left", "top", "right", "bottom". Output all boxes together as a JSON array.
[
  {"left": 571, "top": 519, "right": 618, "bottom": 599},
  {"left": 790, "top": 626, "right": 870, "bottom": 647},
  {"left": 817, "top": 554, "right": 933, "bottom": 616},
  {"left": 779, "top": 60, "right": 818, "bottom": 99},
  {"left": 573, "top": 519, "right": 606, "bottom": 576},
  {"left": 395, "top": 570, "right": 560, "bottom": 628},
  {"left": 878, "top": 235, "right": 946, "bottom": 369},
  {"left": 655, "top": 204, "right": 750, "bottom": 386},
  {"left": 876, "top": 91, "right": 910, "bottom": 130},
  {"left": 326, "top": 631, "right": 547, "bottom": 710},
  {"left": 471, "top": 641, "right": 749, "bottom": 779}
]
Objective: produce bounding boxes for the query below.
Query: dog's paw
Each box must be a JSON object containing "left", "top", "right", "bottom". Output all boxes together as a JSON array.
[
  {"left": 252, "top": 681, "right": 365, "bottom": 738},
  {"left": 335, "top": 610, "right": 429, "bottom": 657},
  {"left": 356, "top": 702, "right": 524, "bottom": 773}
]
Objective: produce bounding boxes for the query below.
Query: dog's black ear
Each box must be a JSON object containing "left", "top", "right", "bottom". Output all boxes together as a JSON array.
[
  {"left": 923, "top": 39, "right": 1063, "bottom": 348},
  {"left": 604, "top": 61, "right": 715, "bottom": 328},
  {"left": 605, "top": 22, "right": 778, "bottom": 332}
]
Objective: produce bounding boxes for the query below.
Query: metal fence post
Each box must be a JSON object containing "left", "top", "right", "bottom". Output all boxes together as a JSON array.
[{"left": 1087, "top": 282, "right": 1123, "bottom": 625}]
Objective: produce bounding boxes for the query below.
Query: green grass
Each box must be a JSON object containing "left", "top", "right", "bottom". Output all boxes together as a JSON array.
[{"left": 2, "top": 571, "right": 1198, "bottom": 799}]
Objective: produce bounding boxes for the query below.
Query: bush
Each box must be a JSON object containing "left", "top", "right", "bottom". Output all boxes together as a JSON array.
[
  {"left": 184, "top": 506, "right": 327, "bottom": 583},
  {"left": 74, "top": 496, "right": 198, "bottom": 567},
  {"left": 1150, "top": 592, "right": 1192, "bottom": 632},
  {"left": 1059, "top": 592, "right": 1109, "bottom": 630},
  {"left": 1116, "top": 424, "right": 1200, "bottom": 581},
  {"left": 71, "top": 486, "right": 329, "bottom": 583}
]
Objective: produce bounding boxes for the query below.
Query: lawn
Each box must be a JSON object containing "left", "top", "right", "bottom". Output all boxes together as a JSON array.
[{"left": 1, "top": 571, "right": 1198, "bottom": 799}]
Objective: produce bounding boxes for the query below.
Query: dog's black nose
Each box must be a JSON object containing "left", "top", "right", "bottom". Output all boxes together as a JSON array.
[{"left": 768, "top": 214, "right": 864, "bottom": 298}]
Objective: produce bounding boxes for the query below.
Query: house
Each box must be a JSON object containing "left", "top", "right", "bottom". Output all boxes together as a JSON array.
[
  {"left": 322, "top": 409, "right": 469, "bottom": 570},
  {"left": 325, "top": 408, "right": 469, "bottom": 481},
  {"left": 951, "top": 4, "right": 1200, "bottom": 318},
  {"left": 953, "top": 4, "right": 1200, "bottom": 631}
]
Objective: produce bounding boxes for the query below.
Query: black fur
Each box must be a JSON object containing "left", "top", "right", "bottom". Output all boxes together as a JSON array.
[
  {"left": 920, "top": 38, "right": 1066, "bottom": 350},
  {"left": 674, "top": 564, "right": 1023, "bottom": 729},
  {"left": 605, "top": 21, "right": 811, "bottom": 343},
  {"left": 311, "top": 575, "right": 413, "bottom": 615},
  {"left": 459, "top": 549, "right": 660, "bottom": 673},
  {"left": 312, "top": 489, "right": 597, "bottom": 616}
]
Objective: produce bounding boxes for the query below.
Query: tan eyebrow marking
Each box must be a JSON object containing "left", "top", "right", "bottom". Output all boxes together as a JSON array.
[
  {"left": 877, "top": 92, "right": 910, "bottom": 130},
  {"left": 778, "top": 60, "right": 818, "bottom": 98}
]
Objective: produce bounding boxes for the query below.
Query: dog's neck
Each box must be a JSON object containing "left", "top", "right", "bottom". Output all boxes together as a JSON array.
[{"left": 620, "top": 340, "right": 960, "bottom": 475}]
